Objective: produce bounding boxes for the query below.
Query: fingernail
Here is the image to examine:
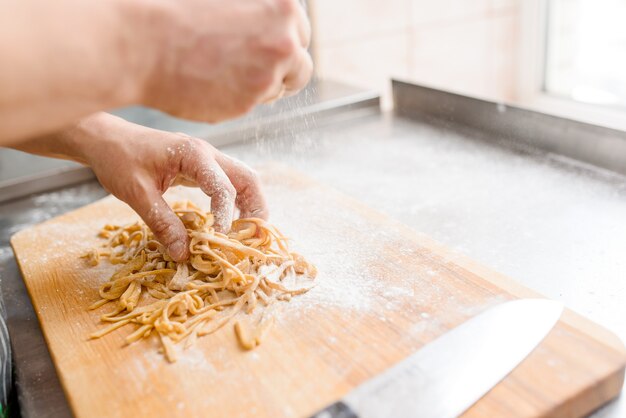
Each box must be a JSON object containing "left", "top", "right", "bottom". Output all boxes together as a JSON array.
[{"left": 168, "top": 241, "right": 186, "bottom": 261}]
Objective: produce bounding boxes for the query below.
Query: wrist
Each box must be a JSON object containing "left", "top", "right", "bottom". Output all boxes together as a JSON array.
[
  {"left": 6, "top": 112, "right": 116, "bottom": 163},
  {"left": 59, "top": 113, "right": 126, "bottom": 165}
]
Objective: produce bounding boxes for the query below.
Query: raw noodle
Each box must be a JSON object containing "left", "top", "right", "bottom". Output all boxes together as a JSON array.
[{"left": 84, "top": 201, "right": 316, "bottom": 362}]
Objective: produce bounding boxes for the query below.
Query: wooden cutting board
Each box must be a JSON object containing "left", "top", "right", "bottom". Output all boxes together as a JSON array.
[{"left": 11, "top": 165, "right": 626, "bottom": 418}]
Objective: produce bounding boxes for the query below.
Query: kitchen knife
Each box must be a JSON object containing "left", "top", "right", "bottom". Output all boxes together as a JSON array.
[{"left": 310, "top": 298, "right": 563, "bottom": 418}]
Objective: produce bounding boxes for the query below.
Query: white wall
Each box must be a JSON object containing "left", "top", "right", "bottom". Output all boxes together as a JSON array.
[{"left": 310, "top": 0, "right": 522, "bottom": 108}]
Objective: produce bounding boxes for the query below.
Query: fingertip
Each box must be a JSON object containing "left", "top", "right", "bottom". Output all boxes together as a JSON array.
[{"left": 168, "top": 239, "right": 189, "bottom": 262}]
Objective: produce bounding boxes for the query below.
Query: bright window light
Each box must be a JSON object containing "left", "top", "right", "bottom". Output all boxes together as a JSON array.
[{"left": 545, "top": 0, "right": 626, "bottom": 108}]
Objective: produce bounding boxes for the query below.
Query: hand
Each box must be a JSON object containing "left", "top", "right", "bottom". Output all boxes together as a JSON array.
[
  {"left": 139, "top": 0, "right": 313, "bottom": 122},
  {"left": 51, "top": 113, "right": 268, "bottom": 262},
  {"left": 0, "top": 0, "right": 312, "bottom": 144}
]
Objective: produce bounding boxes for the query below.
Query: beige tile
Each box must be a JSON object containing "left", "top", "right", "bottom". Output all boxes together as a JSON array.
[
  {"left": 310, "top": 0, "right": 521, "bottom": 104},
  {"left": 492, "top": 13, "right": 520, "bottom": 100},
  {"left": 315, "top": 31, "right": 410, "bottom": 107},
  {"left": 310, "top": 0, "right": 411, "bottom": 45},
  {"left": 408, "top": 18, "right": 496, "bottom": 97},
  {"left": 411, "top": 0, "right": 491, "bottom": 25},
  {"left": 407, "top": 11, "right": 520, "bottom": 101}
]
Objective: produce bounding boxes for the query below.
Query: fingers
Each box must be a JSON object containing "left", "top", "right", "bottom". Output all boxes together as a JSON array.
[
  {"left": 263, "top": 0, "right": 312, "bottom": 102},
  {"left": 127, "top": 184, "right": 190, "bottom": 262},
  {"left": 215, "top": 153, "right": 269, "bottom": 220},
  {"left": 183, "top": 153, "right": 236, "bottom": 233},
  {"left": 262, "top": 46, "right": 312, "bottom": 102},
  {"left": 170, "top": 136, "right": 267, "bottom": 234},
  {"left": 283, "top": 49, "right": 313, "bottom": 96}
]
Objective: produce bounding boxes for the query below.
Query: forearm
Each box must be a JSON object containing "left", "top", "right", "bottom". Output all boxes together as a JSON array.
[
  {"left": 10, "top": 112, "right": 131, "bottom": 165},
  {"left": 0, "top": 0, "right": 155, "bottom": 145}
]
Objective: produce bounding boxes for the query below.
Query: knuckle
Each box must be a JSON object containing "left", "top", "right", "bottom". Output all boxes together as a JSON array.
[
  {"left": 250, "top": 30, "right": 297, "bottom": 63},
  {"left": 178, "top": 134, "right": 199, "bottom": 154},
  {"left": 173, "top": 134, "right": 211, "bottom": 166},
  {"left": 271, "top": 35, "right": 298, "bottom": 59},
  {"left": 150, "top": 216, "right": 171, "bottom": 236},
  {"left": 164, "top": 134, "right": 194, "bottom": 160},
  {"left": 150, "top": 216, "right": 180, "bottom": 244},
  {"left": 273, "top": 0, "right": 297, "bottom": 17},
  {"left": 246, "top": 66, "right": 275, "bottom": 91}
]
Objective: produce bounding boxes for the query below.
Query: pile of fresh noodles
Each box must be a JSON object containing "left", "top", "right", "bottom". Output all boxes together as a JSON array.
[{"left": 84, "top": 201, "right": 316, "bottom": 362}]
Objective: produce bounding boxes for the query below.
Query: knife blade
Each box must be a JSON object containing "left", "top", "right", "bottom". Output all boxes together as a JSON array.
[{"left": 310, "top": 298, "right": 563, "bottom": 418}]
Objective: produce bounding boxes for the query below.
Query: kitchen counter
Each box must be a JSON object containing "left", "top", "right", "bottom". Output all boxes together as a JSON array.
[{"left": 1, "top": 82, "right": 625, "bottom": 417}]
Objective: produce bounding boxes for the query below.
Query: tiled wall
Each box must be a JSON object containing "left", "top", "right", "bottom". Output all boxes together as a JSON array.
[{"left": 309, "top": 0, "right": 522, "bottom": 107}]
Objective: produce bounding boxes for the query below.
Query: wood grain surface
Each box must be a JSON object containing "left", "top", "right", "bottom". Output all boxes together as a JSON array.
[{"left": 11, "top": 165, "right": 626, "bottom": 418}]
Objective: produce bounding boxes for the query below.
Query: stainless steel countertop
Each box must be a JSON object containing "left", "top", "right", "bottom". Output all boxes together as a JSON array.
[
  {"left": 1, "top": 90, "right": 625, "bottom": 416},
  {"left": 226, "top": 112, "right": 626, "bottom": 418}
]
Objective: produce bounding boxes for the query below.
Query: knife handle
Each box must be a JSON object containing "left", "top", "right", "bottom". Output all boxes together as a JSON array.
[{"left": 309, "top": 401, "right": 358, "bottom": 418}]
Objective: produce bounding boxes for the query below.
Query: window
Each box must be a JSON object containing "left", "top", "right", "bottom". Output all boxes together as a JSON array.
[{"left": 544, "top": 0, "right": 626, "bottom": 109}]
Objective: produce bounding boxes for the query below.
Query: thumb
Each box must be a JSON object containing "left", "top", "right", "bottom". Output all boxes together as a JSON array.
[{"left": 125, "top": 185, "right": 190, "bottom": 262}]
